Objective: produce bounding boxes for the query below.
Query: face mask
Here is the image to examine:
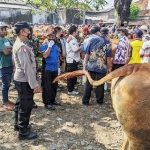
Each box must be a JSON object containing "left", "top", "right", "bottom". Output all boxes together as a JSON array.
[
  {"left": 118, "top": 33, "right": 122, "bottom": 38},
  {"left": 60, "top": 34, "right": 64, "bottom": 38},
  {"left": 27, "top": 33, "right": 32, "bottom": 40}
]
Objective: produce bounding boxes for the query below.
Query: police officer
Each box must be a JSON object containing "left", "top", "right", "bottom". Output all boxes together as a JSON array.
[{"left": 13, "top": 22, "right": 40, "bottom": 140}]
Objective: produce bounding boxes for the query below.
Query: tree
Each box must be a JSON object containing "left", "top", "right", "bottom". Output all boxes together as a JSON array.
[
  {"left": 24, "top": 0, "right": 134, "bottom": 25},
  {"left": 129, "top": 2, "right": 141, "bottom": 20},
  {"left": 114, "top": 2, "right": 141, "bottom": 21},
  {"left": 24, "top": 0, "right": 107, "bottom": 14},
  {"left": 114, "top": 0, "right": 133, "bottom": 24}
]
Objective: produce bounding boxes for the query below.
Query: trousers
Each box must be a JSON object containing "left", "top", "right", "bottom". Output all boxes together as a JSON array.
[
  {"left": 14, "top": 81, "right": 34, "bottom": 129},
  {"left": 82, "top": 71, "right": 106, "bottom": 104},
  {"left": 66, "top": 61, "right": 78, "bottom": 92},
  {"left": 0, "top": 66, "right": 13, "bottom": 102},
  {"left": 43, "top": 70, "right": 58, "bottom": 105}
]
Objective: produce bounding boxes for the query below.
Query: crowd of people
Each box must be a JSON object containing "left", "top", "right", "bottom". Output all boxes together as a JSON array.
[{"left": 0, "top": 20, "right": 150, "bottom": 140}]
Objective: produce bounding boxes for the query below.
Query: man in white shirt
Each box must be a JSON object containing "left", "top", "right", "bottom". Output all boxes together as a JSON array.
[
  {"left": 140, "top": 25, "right": 150, "bottom": 42},
  {"left": 140, "top": 41, "right": 150, "bottom": 63},
  {"left": 66, "top": 26, "right": 81, "bottom": 95}
]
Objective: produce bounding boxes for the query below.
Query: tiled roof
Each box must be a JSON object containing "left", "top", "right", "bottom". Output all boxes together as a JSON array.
[
  {"left": 135, "top": 0, "right": 148, "bottom": 10},
  {"left": 129, "top": 19, "right": 150, "bottom": 25},
  {"left": 139, "top": 10, "right": 150, "bottom": 16}
]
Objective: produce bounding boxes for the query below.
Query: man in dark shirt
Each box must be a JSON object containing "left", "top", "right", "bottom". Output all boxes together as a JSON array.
[{"left": 82, "top": 27, "right": 112, "bottom": 106}]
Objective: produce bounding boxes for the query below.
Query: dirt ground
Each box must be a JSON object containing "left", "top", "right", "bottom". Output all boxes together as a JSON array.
[{"left": 0, "top": 78, "right": 123, "bottom": 150}]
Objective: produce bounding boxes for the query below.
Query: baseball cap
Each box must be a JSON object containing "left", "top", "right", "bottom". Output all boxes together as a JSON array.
[
  {"left": 133, "top": 29, "right": 143, "bottom": 38},
  {"left": 82, "top": 26, "right": 89, "bottom": 32},
  {"left": 100, "top": 27, "right": 109, "bottom": 34},
  {"left": 117, "top": 28, "right": 129, "bottom": 36},
  {"left": 99, "top": 22, "right": 103, "bottom": 25},
  {"left": 123, "top": 21, "right": 128, "bottom": 24},
  {"left": 140, "top": 25, "right": 148, "bottom": 31},
  {"left": 0, "top": 22, "right": 8, "bottom": 28}
]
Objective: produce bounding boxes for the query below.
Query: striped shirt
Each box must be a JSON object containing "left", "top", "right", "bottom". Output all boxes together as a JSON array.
[{"left": 140, "top": 41, "right": 150, "bottom": 63}]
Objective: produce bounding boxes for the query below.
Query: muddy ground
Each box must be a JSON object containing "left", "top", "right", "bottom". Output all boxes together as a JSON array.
[{"left": 0, "top": 78, "right": 123, "bottom": 150}]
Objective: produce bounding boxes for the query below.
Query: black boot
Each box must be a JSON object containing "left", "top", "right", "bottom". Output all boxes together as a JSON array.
[
  {"left": 18, "top": 128, "right": 37, "bottom": 140},
  {"left": 14, "top": 99, "right": 19, "bottom": 131},
  {"left": 18, "top": 109, "right": 37, "bottom": 140},
  {"left": 14, "top": 124, "right": 31, "bottom": 131}
]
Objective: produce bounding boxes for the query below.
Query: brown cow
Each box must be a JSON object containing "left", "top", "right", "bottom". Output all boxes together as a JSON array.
[{"left": 53, "top": 64, "right": 150, "bottom": 150}]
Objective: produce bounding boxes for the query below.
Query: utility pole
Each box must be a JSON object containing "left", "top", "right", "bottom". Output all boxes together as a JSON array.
[{"left": 83, "top": 11, "right": 85, "bottom": 25}]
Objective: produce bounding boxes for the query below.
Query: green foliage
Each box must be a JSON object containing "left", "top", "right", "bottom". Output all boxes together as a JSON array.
[
  {"left": 129, "top": 2, "right": 141, "bottom": 19},
  {"left": 22, "top": 0, "right": 107, "bottom": 14},
  {"left": 114, "top": 10, "right": 118, "bottom": 18}
]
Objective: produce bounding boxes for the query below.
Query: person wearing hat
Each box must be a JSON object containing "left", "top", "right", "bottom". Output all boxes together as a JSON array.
[
  {"left": 112, "top": 28, "right": 131, "bottom": 71},
  {"left": 78, "top": 26, "right": 89, "bottom": 46},
  {"left": 82, "top": 27, "right": 112, "bottom": 106},
  {"left": 139, "top": 25, "right": 150, "bottom": 42},
  {"left": 123, "top": 21, "right": 128, "bottom": 29},
  {"left": 13, "top": 21, "right": 40, "bottom": 140},
  {"left": 99, "top": 21, "right": 103, "bottom": 28},
  {"left": 128, "top": 29, "right": 144, "bottom": 64},
  {"left": 0, "top": 22, "right": 15, "bottom": 111}
]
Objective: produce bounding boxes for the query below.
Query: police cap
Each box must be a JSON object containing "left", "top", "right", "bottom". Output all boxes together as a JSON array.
[
  {"left": 15, "top": 21, "right": 31, "bottom": 30},
  {"left": 14, "top": 21, "right": 31, "bottom": 34},
  {"left": 0, "top": 22, "right": 8, "bottom": 28}
]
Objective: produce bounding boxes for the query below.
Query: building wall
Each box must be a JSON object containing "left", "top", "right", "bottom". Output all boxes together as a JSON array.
[
  {"left": 32, "top": 14, "right": 46, "bottom": 24},
  {"left": 0, "top": 6, "right": 108, "bottom": 25},
  {"left": 47, "top": 13, "right": 61, "bottom": 24},
  {"left": 108, "top": 9, "right": 115, "bottom": 19},
  {"left": 0, "top": 8, "right": 32, "bottom": 24},
  {"left": 85, "top": 9, "right": 115, "bottom": 24},
  {"left": 66, "top": 9, "right": 83, "bottom": 24}
]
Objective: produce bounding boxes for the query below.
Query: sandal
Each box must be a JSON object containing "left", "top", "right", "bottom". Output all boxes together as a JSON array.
[
  {"left": 3, "top": 104, "right": 15, "bottom": 111},
  {"left": 2, "top": 100, "right": 15, "bottom": 105}
]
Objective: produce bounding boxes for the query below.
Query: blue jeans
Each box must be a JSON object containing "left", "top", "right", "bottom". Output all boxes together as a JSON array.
[{"left": 0, "top": 66, "right": 13, "bottom": 103}]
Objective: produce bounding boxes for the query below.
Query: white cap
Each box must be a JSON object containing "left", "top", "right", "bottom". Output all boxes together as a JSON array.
[
  {"left": 0, "top": 22, "right": 7, "bottom": 28},
  {"left": 123, "top": 21, "right": 128, "bottom": 24},
  {"left": 140, "top": 25, "right": 148, "bottom": 31}
]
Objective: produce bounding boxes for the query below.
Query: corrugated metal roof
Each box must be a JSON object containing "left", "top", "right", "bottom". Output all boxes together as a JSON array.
[
  {"left": 105, "top": 19, "right": 116, "bottom": 23},
  {"left": 0, "top": 3, "right": 31, "bottom": 9},
  {"left": 0, "top": 0, "right": 25, "bottom": 5},
  {"left": 87, "top": 8, "right": 114, "bottom": 13},
  {"left": 85, "top": 15, "right": 104, "bottom": 20}
]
